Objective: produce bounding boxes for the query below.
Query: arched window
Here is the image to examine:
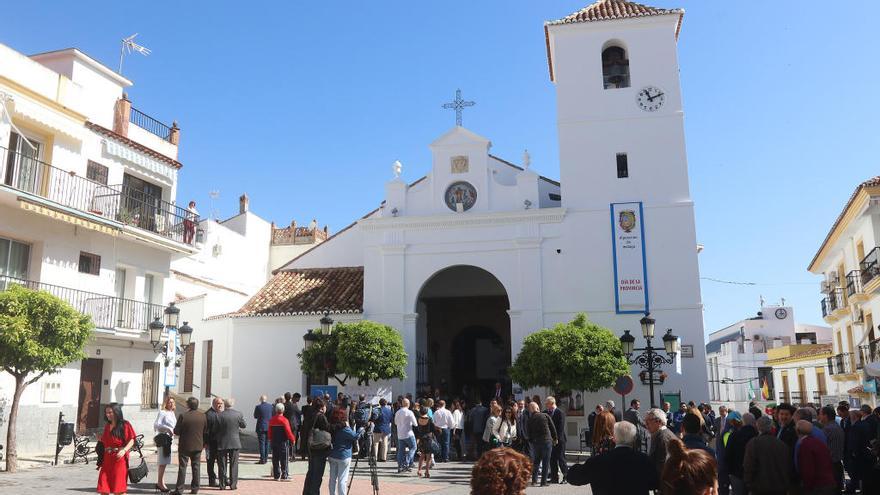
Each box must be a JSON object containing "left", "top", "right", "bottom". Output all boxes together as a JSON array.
[{"left": 602, "top": 46, "right": 630, "bottom": 89}]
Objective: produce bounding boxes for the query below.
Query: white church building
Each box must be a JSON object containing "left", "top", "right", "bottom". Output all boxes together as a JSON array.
[{"left": 183, "top": 1, "right": 709, "bottom": 430}]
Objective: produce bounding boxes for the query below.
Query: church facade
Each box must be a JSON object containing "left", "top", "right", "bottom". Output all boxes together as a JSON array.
[{"left": 182, "top": 1, "right": 709, "bottom": 420}]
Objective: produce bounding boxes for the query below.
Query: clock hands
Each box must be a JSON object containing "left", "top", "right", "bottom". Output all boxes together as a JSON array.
[{"left": 647, "top": 91, "right": 664, "bottom": 102}]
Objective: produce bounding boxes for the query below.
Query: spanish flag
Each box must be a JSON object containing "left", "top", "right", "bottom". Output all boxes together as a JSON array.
[{"left": 761, "top": 377, "right": 771, "bottom": 400}]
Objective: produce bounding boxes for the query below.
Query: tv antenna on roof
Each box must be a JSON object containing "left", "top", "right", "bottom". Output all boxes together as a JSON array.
[
  {"left": 209, "top": 190, "right": 221, "bottom": 220},
  {"left": 118, "top": 33, "right": 151, "bottom": 74}
]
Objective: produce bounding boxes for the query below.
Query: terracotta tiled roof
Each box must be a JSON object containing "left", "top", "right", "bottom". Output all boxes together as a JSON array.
[
  {"left": 235, "top": 267, "right": 364, "bottom": 317},
  {"left": 808, "top": 176, "right": 880, "bottom": 272},
  {"left": 544, "top": 1, "right": 684, "bottom": 81},
  {"left": 547, "top": 0, "right": 683, "bottom": 29}
]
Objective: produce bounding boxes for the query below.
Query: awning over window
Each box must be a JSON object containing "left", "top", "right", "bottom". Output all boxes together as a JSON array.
[
  {"left": 19, "top": 199, "right": 119, "bottom": 236},
  {"left": 103, "top": 138, "right": 177, "bottom": 183},
  {"left": 9, "top": 95, "right": 84, "bottom": 141}
]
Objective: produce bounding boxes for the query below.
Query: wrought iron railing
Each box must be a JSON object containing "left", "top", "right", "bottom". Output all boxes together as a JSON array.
[
  {"left": 812, "top": 391, "right": 823, "bottom": 403},
  {"left": 860, "top": 247, "right": 880, "bottom": 287},
  {"left": 790, "top": 391, "right": 803, "bottom": 406},
  {"left": 860, "top": 338, "right": 880, "bottom": 366},
  {"left": 129, "top": 107, "right": 173, "bottom": 142},
  {"left": 828, "top": 352, "right": 855, "bottom": 375},
  {"left": 846, "top": 270, "right": 863, "bottom": 297},
  {"left": 1, "top": 146, "right": 197, "bottom": 244},
  {"left": 0, "top": 275, "right": 164, "bottom": 331}
]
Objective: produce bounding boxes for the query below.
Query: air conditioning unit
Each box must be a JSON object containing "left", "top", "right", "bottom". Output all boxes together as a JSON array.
[{"left": 212, "top": 244, "right": 223, "bottom": 257}]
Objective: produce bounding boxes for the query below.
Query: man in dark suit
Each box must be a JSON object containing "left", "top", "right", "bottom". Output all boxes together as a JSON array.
[
  {"left": 217, "top": 398, "right": 247, "bottom": 490},
  {"left": 468, "top": 399, "right": 489, "bottom": 459},
  {"left": 544, "top": 396, "right": 568, "bottom": 484},
  {"left": 567, "top": 420, "right": 657, "bottom": 494},
  {"left": 205, "top": 397, "right": 224, "bottom": 488},
  {"left": 623, "top": 399, "right": 646, "bottom": 449},
  {"left": 173, "top": 397, "right": 207, "bottom": 495},
  {"left": 253, "top": 395, "right": 273, "bottom": 464}
]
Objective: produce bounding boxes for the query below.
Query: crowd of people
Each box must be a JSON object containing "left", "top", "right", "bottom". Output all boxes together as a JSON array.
[
  {"left": 91, "top": 386, "right": 880, "bottom": 495},
  {"left": 567, "top": 398, "right": 880, "bottom": 495}
]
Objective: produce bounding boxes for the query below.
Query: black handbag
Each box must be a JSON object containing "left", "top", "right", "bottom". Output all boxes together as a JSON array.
[
  {"left": 127, "top": 449, "right": 149, "bottom": 484},
  {"left": 309, "top": 428, "right": 332, "bottom": 451}
]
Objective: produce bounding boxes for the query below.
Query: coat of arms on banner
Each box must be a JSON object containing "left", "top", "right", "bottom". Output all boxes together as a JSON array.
[{"left": 619, "top": 210, "right": 637, "bottom": 233}]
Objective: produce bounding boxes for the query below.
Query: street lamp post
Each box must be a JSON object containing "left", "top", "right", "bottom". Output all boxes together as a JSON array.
[
  {"left": 619, "top": 313, "right": 680, "bottom": 408},
  {"left": 302, "top": 313, "right": 334, "bottom": 395},
  {"left": 149, "top": 302, "right": 195, "bottom": 398}
]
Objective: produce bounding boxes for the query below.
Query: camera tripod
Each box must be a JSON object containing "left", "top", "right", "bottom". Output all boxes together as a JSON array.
[{"left": 348, "top": 423, "right": 379, "bottom": 495}]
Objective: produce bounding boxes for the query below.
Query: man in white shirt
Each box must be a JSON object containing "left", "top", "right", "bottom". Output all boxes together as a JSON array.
[
  {"left": 394, "top": 399, "right": 417, "bottom": 473},
  {"left": 432, "top": 400, "right": 455, "bottom": 462}
]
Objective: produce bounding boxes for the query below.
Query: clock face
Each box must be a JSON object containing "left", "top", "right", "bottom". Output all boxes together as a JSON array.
[
  {"left": 775, "top": 308, "right": 788, "bottom": 320},
  {"left": 444, "top": 181, "right": 477, "bottom": 212},
  {"left": 637, "top": 86, "right": 666, "bottom": 112}
]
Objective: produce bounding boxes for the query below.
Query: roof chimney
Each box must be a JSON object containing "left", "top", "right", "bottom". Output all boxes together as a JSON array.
[{"left": 239, "top": 193, "right": 249, "bottom": 214}]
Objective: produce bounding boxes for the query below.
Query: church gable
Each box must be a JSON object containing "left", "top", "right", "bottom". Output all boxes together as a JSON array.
[{"left": 235, "top": 266, "right": 364, "bottom": 316}]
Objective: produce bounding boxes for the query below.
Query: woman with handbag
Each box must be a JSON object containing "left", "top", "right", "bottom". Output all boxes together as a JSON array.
[
  {"left": 153, "top": 396, "right": 176, "bottom": 492},
  {"left": 498, "top": 406, "right": 518, "bottom": 448},
  {"left": 483, "top": 403, "right": 503, "bottom": 450},
  {"left": 415, "top": 409, "right": 440, "bottom": 478},
  {"left": 97, "top": 403, "right": 137, "bottom": 495},
  {"left": 302, "top": 398, "right": 332, "bottom": 495}
]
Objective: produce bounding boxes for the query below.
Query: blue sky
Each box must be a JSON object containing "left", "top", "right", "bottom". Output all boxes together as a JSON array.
[{"left": 2, "top": 1, "right": 877, "bottom": 335}]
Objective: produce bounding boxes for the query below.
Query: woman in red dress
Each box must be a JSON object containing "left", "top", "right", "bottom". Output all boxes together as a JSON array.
[{"left": 97, "top": 403, "right": 137, "bottom": 495}]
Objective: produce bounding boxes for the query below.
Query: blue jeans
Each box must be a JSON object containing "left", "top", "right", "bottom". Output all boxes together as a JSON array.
[
  {"left": 396, "top": 435, "right": 416, "bottom": 470},
  {"left": 439, "top": 428, "right": 451, "bottom": 461},
  {"left": 256, "top": 429, "right": 268, "bottom": 462},
  {"left": 530, "top": 441, "right": 552, "bottom": 484},
  {"left": 328, "top": 456, "right": 351, "bottom": 495}
]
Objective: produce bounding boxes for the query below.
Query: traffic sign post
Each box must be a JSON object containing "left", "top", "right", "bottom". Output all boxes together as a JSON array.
[{"left": 613, "top": 375, "right": 634, "bottom": 410}]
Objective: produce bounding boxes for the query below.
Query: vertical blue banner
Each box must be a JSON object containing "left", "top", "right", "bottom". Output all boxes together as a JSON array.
[{"left": 610, "top": 202, "right": 649, "bottom": 314}]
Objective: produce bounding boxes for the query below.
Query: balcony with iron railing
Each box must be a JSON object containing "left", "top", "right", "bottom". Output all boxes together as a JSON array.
[
  {"left": 790, "top": 391, "right": 804, "bottom": 406},
  {"left": 860, "top": 247, "right": 880, "bottom": 287},
  {"left": 860, "top": 338, "right": 880, "bottom": 366},
  {"left": 1, "top": 146, "right": 197, "bottom": 245},
  {"left": 129, "top": 106, "right": 175, "bottom": 143},
  {"left": 846, "top": 270, "right": 864, "bottom": 298},
  {"left": 0, "top": 275, "right": 164, "bottom": 332},
  {"left": 827, "top": 352, "right": 855, "bottom": 375}
]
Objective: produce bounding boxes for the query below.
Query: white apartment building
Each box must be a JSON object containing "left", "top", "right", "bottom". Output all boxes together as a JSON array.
[
  {"left": 0, "top": 43, "right": 197, "bottom": 455},
  {"left": 169, "top": 194, "right": 327, "bottom": 400},
  {"left": 706, "top": 305, "right": 830, "bottom": 411},
  {"left": 808, "top": 177, "right": 880, "bottom": 408}
]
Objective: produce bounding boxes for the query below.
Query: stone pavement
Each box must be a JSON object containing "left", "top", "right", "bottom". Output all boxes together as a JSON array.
[{"left": 0, "top": 448, "right": 590, "bottom": 494}]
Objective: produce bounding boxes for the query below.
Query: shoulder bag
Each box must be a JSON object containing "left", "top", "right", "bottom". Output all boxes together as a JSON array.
[
  {"left": 309, "top": 427, "right": 332, "bottom": 451},
  {"left": 127, "top": 448, "right": 149, "bottom": 484}
]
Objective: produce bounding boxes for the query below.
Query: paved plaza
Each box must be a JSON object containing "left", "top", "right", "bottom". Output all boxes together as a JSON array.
[{"left": 0, "top": 447, "right": 591, "bottom": 495}]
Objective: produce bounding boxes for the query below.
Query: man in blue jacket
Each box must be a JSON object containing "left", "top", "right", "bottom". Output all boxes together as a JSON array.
[{"left": 253, "top": 395, "right": 274, "bottom": 464}]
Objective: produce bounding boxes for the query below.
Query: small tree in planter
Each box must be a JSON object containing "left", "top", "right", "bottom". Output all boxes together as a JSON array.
[
  {"left": 0, "top": 285, "right": 92, "bottom": 472},
  {"left": 299, "top": 320, "right": 407, "bottom": 387},
  {"left": 510, "top": 313, "right": 629, "bottom": 397}
]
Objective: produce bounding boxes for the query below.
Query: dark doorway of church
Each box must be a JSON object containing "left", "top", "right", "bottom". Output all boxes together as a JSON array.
[{"left": 415, "top": 265, "right": 511, "bottom": 403}]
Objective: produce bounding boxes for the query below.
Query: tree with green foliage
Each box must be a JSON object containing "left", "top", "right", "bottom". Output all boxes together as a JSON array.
[
  {"left": 0, "top": 285, "right": 93, "bottom": 472},
  {"left": 510, "top": 313, "right": 629, "bottom": 395},
  {"left": 299, "top": 320, "right": 407, "bottom": 387}
]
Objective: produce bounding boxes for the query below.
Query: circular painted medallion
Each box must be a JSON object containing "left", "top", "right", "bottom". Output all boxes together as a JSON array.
[{"left": 444, "top": 181, "right": 477, "bottom": 212}]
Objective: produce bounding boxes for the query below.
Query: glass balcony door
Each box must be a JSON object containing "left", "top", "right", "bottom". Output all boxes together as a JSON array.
[{"left": 4, "top": 132, "right": 43, "bottom": 192}]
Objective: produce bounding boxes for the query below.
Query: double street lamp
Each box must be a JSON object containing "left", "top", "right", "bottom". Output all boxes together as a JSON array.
[
  {"left": 303, "top": 313, "right": 335, "bottom": 392},
  {"left": 620, "top": 313, "right": 680, "bottom": 408},
  {"left": 149, "top": 302, "right": 194, "bottom": 396}
]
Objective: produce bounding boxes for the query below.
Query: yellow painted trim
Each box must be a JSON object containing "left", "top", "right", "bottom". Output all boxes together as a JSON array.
[
  {"left": 0, "top": 75, "right": 88, "bottom": 123},
  {"left": 809, "top": 188, "right": 876, "bottom": 272},
  {"left": 18, "top": 200, "right": 119, "bottom": 236},
  {"left": 766, "top": 352, "right": 832, "bottom": 366},
  {"left": 831, "top": 373, "right": 860, "bottom": 382},
  {"left": 865, "top": 277, "right": 880, "bottom": 295}
]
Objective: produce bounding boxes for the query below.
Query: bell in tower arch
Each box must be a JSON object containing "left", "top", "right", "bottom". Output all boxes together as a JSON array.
[{"left": 602, "top": 46, "right": 630, "bottom": 89}]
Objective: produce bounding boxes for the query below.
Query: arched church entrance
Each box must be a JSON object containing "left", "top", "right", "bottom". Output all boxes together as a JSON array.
[{"left": 415, "top": 265, "right": 511, "bottom": 402}]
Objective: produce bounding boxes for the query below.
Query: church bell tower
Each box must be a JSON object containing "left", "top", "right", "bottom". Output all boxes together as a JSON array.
[{"left": 545, "top": 0, "right": 690, "bottom": 210}]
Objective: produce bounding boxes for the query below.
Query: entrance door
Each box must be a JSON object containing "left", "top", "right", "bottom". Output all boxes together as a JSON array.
[{"left": 77, "top": 358, "right": 103, "bottom": 433}]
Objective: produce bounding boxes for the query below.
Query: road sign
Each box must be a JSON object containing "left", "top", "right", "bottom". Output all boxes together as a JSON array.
[{"left": 613, "top": 375, "right": 634, "bottom": 396}]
